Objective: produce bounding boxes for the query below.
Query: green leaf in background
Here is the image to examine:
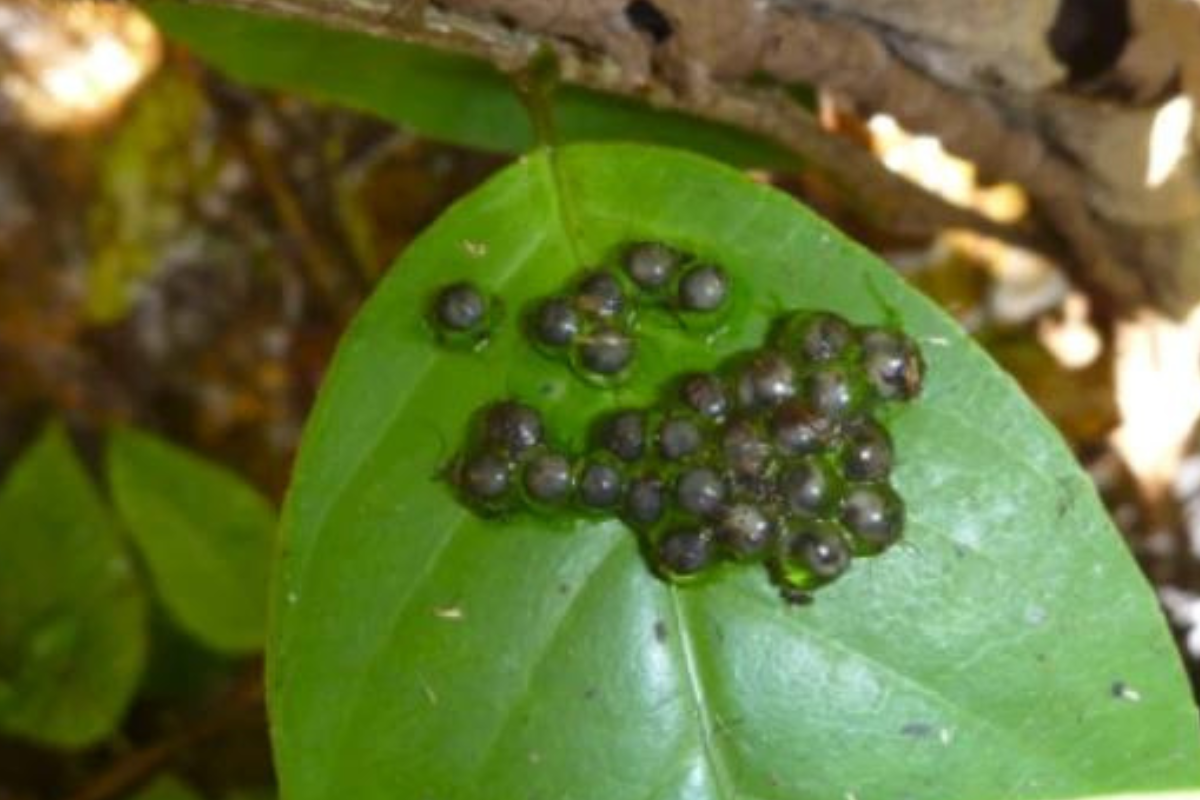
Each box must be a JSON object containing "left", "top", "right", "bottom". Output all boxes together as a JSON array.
[
  {"left": 139, "top": 606, "right": 241, "bottom": 702},
  {"left": 143, "top": 2, "right": 797, "bottom": 170},
  {"left": 0, "top": 425, "right": 146, "bottom": 748},
  {"left": 272, "top": 143, "right": 1200, "bottom": 800},
  {"left": 108, "top": 428, "right": 275, "bottom": 654},
  {"left": 223, "top": 789, "right": 277, "bottom": 800},
  {"left": 128, "top": 775, "right": 203, "bottom": 800},
  {"left": 126, "top": 776, "right": 275, "bottom": 800}
]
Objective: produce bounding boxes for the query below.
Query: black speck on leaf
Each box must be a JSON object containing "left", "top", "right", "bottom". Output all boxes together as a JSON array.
[
  {"left": 900, "top": 722, "right": 935, "bottom": 738},
  {"left": 1110, "top": 680, "right": 1140, "bottom": 701}
]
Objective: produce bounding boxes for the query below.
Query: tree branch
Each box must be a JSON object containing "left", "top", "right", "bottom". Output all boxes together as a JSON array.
[{"left": 174, "top": 0, "right": 1200, "bottom": 317}]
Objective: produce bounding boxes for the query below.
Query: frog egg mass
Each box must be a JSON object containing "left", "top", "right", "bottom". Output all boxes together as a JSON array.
[{"left": 450, "top": 300, "right": 924, "bottom": 604}]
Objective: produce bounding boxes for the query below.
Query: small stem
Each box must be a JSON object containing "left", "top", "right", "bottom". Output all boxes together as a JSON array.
[
  {"left": 62, "top": 666, "right": 266, "bottom": 800},
  {"left": 511, "top": 46, "right": 561, "bottom": 149}
]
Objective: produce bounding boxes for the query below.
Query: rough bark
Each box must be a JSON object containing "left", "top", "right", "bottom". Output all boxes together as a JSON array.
[{"left": 179, "top": 0, "right": 1200, "bottom": 317}]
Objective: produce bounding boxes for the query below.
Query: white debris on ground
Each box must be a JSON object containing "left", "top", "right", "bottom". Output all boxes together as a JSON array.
[
  {"left": 0, "top": 0, "right": 160, "bottom": 131},
  {"left": 1111, "top": 309, "right": 1200, "bottom": 500}
]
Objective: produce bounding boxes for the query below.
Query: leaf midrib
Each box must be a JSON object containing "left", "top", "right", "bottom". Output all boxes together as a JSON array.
[
  {"left": 550, "top": 150, "right": 1103, "bottom": 796},
  {"left": 538, "top": 147, "right": 745, "bottom": 800},
  {"left": 669, "top": 588, "right": 745, "bottom": 800}
]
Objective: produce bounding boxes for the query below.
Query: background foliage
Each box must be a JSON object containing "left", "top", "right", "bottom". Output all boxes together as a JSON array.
[{"left": 1, "top": 2, "right": 1199, "bottom": 799}]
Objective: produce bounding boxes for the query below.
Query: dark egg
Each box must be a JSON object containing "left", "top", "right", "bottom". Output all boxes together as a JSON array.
[
  {"left": 716, "top": 503, "right": 775, "bottom": 560},
  {"left": 481, "top": 401, "right": 543, "bottom": 457},
  {"left": 460, "top": 452, "right": 512, "bottom": 501},
  {"left": 578, "top": 326, "right": 635, "bottom": 376},
  {"left": 656, "top": 527, "right": 716, "bottom": 578},
  {"left": 861, "top": 328, "right": 924, "bottom": 401},
  {"left": 523, "top": 451, "right": 573, "bottom": 504},
  {"left": 599, "top": 410, "right": 647, "bottom": 462},
  {"left": 577, "top": 460, "right": 625, "bottom": 510},
  {"left": 678, "top": 264, "right": 729, "bottom": 312},
  {"left": 531, "top": 296, "right": 581, "bottom": 347},
  {"left": 575, "top": 270, "right": 626, "bottom": 319},
  {"left": 624, "top": 242, "right": 681, "bottom": 290},
  {"left": 433, "top": 282, "right": 487, "bottom": 332},
  {"left": 841, "top": 483, "right": 905, "bottom": 550}
]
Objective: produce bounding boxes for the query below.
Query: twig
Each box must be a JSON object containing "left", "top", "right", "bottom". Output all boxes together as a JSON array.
[
  {"left": 62, "top": 667, "right": 266, "bottom": 800},
  {"left": 169, "top": 0, "right": 1200, "bottom": 316},
  {"left": 172, "top": 0, "right": 1044, "bottom": 249}
]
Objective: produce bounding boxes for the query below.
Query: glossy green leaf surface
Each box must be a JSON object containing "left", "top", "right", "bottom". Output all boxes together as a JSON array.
[
  {"left": 274, "top": 144, "right": 1200, "bottom": 800},
  {"left": 0, "top": 425, "right": 146, "bottom": 748},
  {"left": 144, "top": 2, "right": 796, "bottom": 169},
  {"left": 108, "top": 428, "right": 275, "bottom": 654}
]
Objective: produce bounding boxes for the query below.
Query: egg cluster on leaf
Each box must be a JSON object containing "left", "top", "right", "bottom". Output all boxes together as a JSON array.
[
  {"left": 451, "top": 302, "right": 923, "bottom": 603},
  {"left": 527, "top": 242, "right": 731, "bottom": 383}
]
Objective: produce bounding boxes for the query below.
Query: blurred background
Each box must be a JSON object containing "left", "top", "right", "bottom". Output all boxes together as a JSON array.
[{"left": 2, "top": 2, "right": 1200, "bottom": 799}]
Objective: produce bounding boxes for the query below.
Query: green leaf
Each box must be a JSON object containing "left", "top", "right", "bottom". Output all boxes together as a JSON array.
[
  {"left": 0, "top": 425, "right": 146, "bottom": 748},
  {"left": 127, "top": 775, "right": 203, "bottom": 800},
  {"left": 143, "top": 2, "right": 796, "bottom": 170},
  {"left": 272, "top": 143, "right": 1200, "bottom": 800},
  {"left": 139, "top": 606, "right": 240, "bottom": 702},
  {"left": 127, "top": 779, "right": 277, "bottom": 800},
  {"left": 223, "top": 789, "right": 277, "bottom": 800},
  {"left": 108, "top": 428, "right": 275, "bottom": 654}
]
